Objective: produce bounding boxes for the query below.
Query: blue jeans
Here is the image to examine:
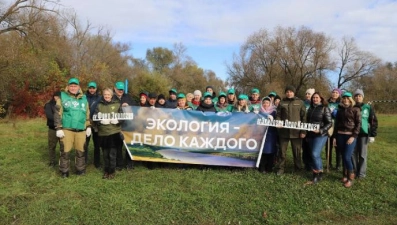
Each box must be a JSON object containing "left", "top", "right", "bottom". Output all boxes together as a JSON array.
[
  {"left": 308, "top": 136, "right": 328, "bottom": 171},
  {"left": 336, "top": 134, "right": 357, "bottom": 171}
]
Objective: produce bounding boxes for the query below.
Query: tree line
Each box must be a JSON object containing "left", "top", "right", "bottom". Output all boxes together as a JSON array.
[{"left": 0, "top": 0, "right": 396, "bottom": 117}]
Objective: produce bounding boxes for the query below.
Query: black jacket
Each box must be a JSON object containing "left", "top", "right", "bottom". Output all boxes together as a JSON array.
[
  {"left": 44, "top": 99, "right": 57, "bottom": 129},
  {"left": 306, "top": 104, "right": 332, "bottom": 137},
  {"left": 196, "top": 102, "right": 217, "bottom": 112}
]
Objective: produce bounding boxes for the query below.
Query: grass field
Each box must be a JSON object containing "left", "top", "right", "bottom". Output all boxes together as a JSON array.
[{"left": 0, "top": 115, "right": 396, "bottom": 225}]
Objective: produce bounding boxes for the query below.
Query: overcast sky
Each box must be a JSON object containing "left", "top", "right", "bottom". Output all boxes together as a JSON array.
[{"left": 60, "top": 0, "right": 397, "bottom": 82}]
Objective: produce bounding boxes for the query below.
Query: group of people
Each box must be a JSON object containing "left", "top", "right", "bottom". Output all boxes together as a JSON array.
[{"left": 45, "top": 78, "right": 378, "bottom": 187}]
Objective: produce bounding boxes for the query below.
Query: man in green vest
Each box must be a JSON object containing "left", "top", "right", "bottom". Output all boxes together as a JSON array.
[
  {"left": 54, "top": 78, "right": 92, "bottom": 178},
  {"left": 352, "top": 89, "right": 378, "bottom": 179}
]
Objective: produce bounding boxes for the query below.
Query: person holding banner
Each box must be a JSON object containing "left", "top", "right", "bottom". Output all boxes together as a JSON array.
[
  {"left": 249, "top": 88, "right": 261, "bottom": 111},
  {"left": 113, "top": 81, "right": 137, "bottom": 170},
  {"left": 196, "top": 92, "right": 217, "bottom": 112},
  {"left": 275, "top": 85, "right": 306, "bottom": 175},
  {"left": 305, "top": 92, "right": 332, "bottom": 184},
  {"left": 231, "top": 94, "right": 253, "bottom": 113},
  {"left": 258, "top": 96, "right": 277, "bottom": 173},
  {"left": 191, "top": 90, "right": 202, "bottom": 108},
  {"left": 165, "top": 88, "right": 178, "bottom": 108},
  {"left": 54, "top": 78, "right": 91, "bottom": 178},
  {"left": 176, "top": 93, "right": 193, "bottom": 110},
  {"left": 93, "top": 88, "right": 123, "bottom": 179},
  {"left": 139, "top": 91, "right": 149, "bottom": 107},
  {"left": 215, "top": 92, "right": 231, "bottom": 112},
  {"left": 227, "top": 88, "right": 237, "bottom": 105},
  {"left": 155, "top": 94, "right": 166, "bottom": 108},
  {"left": 333, "top": 91, "right": 361, "bottom": 188}
]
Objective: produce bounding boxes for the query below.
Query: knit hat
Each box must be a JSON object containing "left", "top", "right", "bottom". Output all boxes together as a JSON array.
[
  {"left": 332, "top": 88, "right": 342, "bottom": 95},
  {"left": 148, "top": 92, "right": 157, "bottom": 99},
  {"left": 306, "top": 88, "right": 315, "bottom": 96},
  {"left": 140, "top": 91, "right": 148, "bottom": 98},
  {"left": 274, "top": 95, "right": 281, "bottom": 101},
  {"left": 285, "top": 85, "right": 296, "bottom": 93},
  {"left": 193, "top": 90, "right": 202, "bottom": 96},
  {"left": 157, "top": 94, "right": 165, "bottom": 101},
  {"left": 354, "top": 89, "right": 364, "bottom": 97}
]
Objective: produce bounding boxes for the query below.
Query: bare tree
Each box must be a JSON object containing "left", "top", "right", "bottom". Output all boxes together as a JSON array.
[
  {"left": 0, "top": 0, "right": 59, "bottom": 35},
  {"left": 335, "top": 37, "right": 381, "bottom": 88}
]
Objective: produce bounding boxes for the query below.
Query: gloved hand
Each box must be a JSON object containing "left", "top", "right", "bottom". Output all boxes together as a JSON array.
[
  {"left": 369, "top": 137, "right": 375, "bottom": 143},
  {"left": 86, "top": 127, "right": 91, "bottom": 137},
  {"left": 267, "top": 115, "right": 274, "bottom": 121},
  {"left": 253, "top": 110, "right": 259, "bottom": 114},
  {"left": 100, "top": 119, "right": 110, "bottom": 125},
  {"left": 110, "top": 119, "right": 119, "bottom": 124},
  {"left": 56, "top": 130, "right": 65, "bottom": 138}
]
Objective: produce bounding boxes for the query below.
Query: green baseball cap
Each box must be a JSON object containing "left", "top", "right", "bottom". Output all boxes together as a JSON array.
[
  {"left": 169, "top": 88, "right": 177, "bottom": 94},
  {"left": 68, "top": 78, "right": 79, "bottom": 85},
  {"left": 227, "top": 88, "right": 235, "bottom": 94},
  {"left": 88, "top": 81, "right": 97, "bottom": 88},
  {"left": 238, "top": 94, "right": 249, "bottom": 100},
  {"left": 115, "top": 81, "right": 125, "bottom": 90},
  {"left": 268, "top": 91, "right": 277, "bottom": 97},
  {"left": 342, "top": 92, "right": 352, "bottom": 97},
  {"left": 219, "top": 92, "right": 227, "bottom": 98},
  {"left": 203, "top": 92, "right": 212, "bottom": 98},
  {"left": 177, "top": 93, "right": 186, "bottom": 99},
  {"left": 251, "top": 88, "right": 260, "bottom": 94}
]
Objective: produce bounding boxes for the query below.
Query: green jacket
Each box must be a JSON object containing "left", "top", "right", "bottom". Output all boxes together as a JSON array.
[
  {"left": 276, "top": 97, "right": 306, "bottom": 138},
  {"left": 94, "top": 98, "right": 122, "bottom": 136}
]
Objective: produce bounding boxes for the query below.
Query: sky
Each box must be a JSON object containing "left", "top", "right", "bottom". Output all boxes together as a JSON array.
[{"left": 59, "top": 0, "right": 397, "bottom": 82}]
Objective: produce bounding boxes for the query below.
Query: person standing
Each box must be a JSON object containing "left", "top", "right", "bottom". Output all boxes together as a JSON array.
[
  {"left": 258, "top": 96, "right": 277, "bottom": 173},
  {"left": 84, "top": 81, "right": 102, "bottom": 168},
  {"left": 326, "top": 88, "right": 342, "bottom": 170},
  {"left": 113, "top": 81, "right": 137, "bottom": 170},
  {"left": 196, "top": 92, "right": 217, "bottom": 112},
  {"left": 249, "top": 88, "right": 261, "bottom": 112},
  {"left": 305, "top": 92, "right": 332, "bottom": 184},
  {"left": 215, "top": 92, "right": 230, "bottom": 112},
  {"left": 333, "top": 92, "right": 361, "bottom": 188},
  {"left": 302, "top": 88, "right": 315, "bottom": 171},
  {"left": 54, "top": 78, "right": 91, "bottom": 178},
  {"left": 352, "top": 89, "right": 378, "bottom": 179},
  {"left": 227, "top": 88, "right": 237, "bottom": 105},
  {"left": 94, "top": 88, "right": 122, "bottom": 179},
  {"left": 165, "top": 88, "right": 178, "bottom": 108},
  {"left": 191, "top": 90, "right": 202, "bottom": 109},
  {"left": 147, "top": 93, "right": 157, "bottom": 107},
  {"left": 44, "top": 91, "right": 62, "bottom": 167},
  {"left": 231, "top": 94, "right": 253, "bottom": 113},
  {"left": 275, "top": 85, "right": 306, "bottom": 175}
]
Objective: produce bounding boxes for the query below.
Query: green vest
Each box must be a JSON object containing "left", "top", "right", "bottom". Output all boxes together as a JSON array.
[
  {"left": 61, "top": 92, "right": 87, "bottom": 130},
  {"left": 359, "top": 103, "right": 371, "bottom": 134}
]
